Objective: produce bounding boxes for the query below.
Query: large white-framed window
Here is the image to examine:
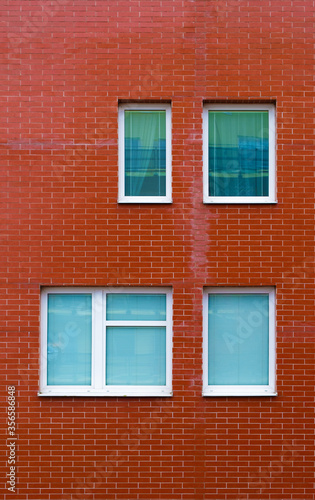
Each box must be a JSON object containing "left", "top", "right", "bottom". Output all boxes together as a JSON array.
[
  {"left": 40, "top": 287, "right": 172, "bottom": 397},
  {"left": 203, "top": 104, "right": 276, "bottom": 203},
  {"left": 203, "top": 287, "right": 276, "bottom": 396},
  {"left": 118, "top": 103, "right": 172, "bottom": 203}
]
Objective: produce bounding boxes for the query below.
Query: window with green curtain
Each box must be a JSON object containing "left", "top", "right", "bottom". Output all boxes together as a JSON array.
[
  {"left": 208, "top": 294, "right": 269, "bottom": 385},
  {"left": 208, "top": 111, "right": 269, "bottom": 197},
  {"left": 106, "top": 293, "right": 167, "bottom": 386},
  {"left": 125, "top": 110, "right": 166, "bottom": 197},
  {"left": 47, "top": 294, "right": 92, "bottom": 385}
]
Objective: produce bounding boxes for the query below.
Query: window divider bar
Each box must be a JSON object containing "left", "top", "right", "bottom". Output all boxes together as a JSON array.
[
  {"left": 93, "top": 290, "right": 104, "bottom": 390},
  {"left": 105, "top": 320, "right": 167, "bottom": 327}
]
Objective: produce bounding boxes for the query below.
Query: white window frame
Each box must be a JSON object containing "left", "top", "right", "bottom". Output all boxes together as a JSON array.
[
  {"left": 203, "top": 103, "right": 276, "bottom": 204},
  {"left": 40, "top": 287, "right": 173, "bottom": 397},
  {"left": 203, "top": 287, "right": 276, "bottom": 397},
  {"left": 118, "top": 103, "right": 172, "bottom": 203}
]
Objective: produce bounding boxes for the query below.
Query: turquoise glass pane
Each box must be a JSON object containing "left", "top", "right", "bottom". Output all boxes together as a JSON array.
[
  {"left": 106, "top": 327, "right": 166, "bottom": 385},
  {"left": 125, "top": 110, "right": 166, "bottom": 196},
  {"left": 47, "top": 294, "right": 92, "bottom": 385},
  {"left": 208, "top": 294, "right": 269, "bottom": 385},
  {"left": 106, "top": 294, "right": 166, "bottom": 321},
  {"left": 208, "top": 111, "right": 269, "bottom": 197}
]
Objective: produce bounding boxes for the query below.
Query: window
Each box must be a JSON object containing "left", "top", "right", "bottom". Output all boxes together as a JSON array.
[
  {"left": 40, "top": 288, "right": 172, "bottom": 396},
  {"left": 118, "top": 103, "right": 172, "bottom": 203},
  {"left": 203, "top": 104, "right": 276, "bottom": 203},
  {"left": 203, "top": 287, "right": 276, "bottom": 396}
]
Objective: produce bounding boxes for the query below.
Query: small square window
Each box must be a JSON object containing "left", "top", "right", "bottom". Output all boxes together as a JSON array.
[
  {"left": 203, "top": 104, "right": 276, "bottom": 203},
  {"left": 40, "top": 288, "right": 172, "bottom": 396},
  {"left": 118, "top": 104, "right": 172, "bottom": 203},
  {"left": 203, "top": 287, "right": 276, "bottom": 396}
]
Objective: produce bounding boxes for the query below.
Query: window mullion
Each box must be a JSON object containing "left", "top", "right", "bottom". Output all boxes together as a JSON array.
[
  {"left": 40, "top": 291, "right": 49, "bottom": 391},
  {"left": 165, "top": 291, "right": 172, "bottom": 392},
  {"left": 105, "top": 320, "right": 166, "bottom": 327},
  {"left": 92, "top": 290, "right": 104, "bottom": 390}
]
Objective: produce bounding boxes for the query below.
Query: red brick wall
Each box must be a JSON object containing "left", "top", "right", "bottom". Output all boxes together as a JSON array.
[{"left": 1, "top": 0, "right": 315, "bottom": 498}]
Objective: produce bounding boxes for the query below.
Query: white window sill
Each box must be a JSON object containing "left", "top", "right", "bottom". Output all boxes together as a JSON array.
[
  {"left": 118, "top": 197, "right": 172, "bottom": 204},
  {"left": 203, "top": 198, "right": 278, "bottom": 204},
  {"left": 203, "top": 388, "right": 277, "bottom": 397},
  {"left": 38, "top": 388, "right": 173, "bottom": 397}
]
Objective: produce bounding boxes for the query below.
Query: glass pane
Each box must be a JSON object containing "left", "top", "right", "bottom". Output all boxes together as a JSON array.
[
  {"left": 125, "top": 110, "right": 166, "bottom": 196},
  {"left": 47, "top": 294, "right": 92, "bottom": 385},
  {"left": 106, "top": 327, "right": 166, "bottom": 385},
  {"left": 208, "top": 111, "right": 269, "bottom": 197},
  {"left": 106, "top": 294, "right": 166, "bottom": 321},
  {"left": 208, "top": 294, "right": 269, "bottom": 385}
]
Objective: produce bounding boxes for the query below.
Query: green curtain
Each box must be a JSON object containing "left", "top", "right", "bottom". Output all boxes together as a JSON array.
[
  {"left": 125, "top": 110, "right": 166, "bottom": 196},
  {"left": 208, "top": 111, "right": 269, "bottom": 197}
]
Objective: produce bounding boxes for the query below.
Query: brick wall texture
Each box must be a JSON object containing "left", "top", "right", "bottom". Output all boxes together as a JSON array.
[{"left": 1, "top": 0, "right": 315, "bottom": 499}]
